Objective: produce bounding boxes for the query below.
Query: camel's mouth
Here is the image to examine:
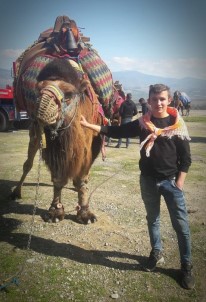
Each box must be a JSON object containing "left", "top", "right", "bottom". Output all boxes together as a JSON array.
[
  {"left": 36, "top": 93, "right": 59, "bottom": 126},
  {"left": 35, "top": 81, "right": 81, "bottom": 127},
  {"left": 36, "top": 84, "right": 64, "bottom": 126}
]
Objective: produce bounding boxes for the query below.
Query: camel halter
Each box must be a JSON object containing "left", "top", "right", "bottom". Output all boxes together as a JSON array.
[{"left": 36, "top": 84, "right": 83, "bottom": 139}]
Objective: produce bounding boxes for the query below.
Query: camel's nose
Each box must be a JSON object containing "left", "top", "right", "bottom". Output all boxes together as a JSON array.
[{"left": 36, "top": 92, "right": 59, "bottom": 125}]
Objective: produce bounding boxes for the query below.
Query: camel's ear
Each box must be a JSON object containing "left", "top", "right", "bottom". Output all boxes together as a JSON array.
[
  {"left": 79, "top": 80, "right": 90, "bottom": 93},
  {"left": 168, "top": 96, "right": 172, "bottom": 105}
]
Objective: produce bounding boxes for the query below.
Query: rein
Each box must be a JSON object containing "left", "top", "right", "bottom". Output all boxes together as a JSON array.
[{"left": 50, "top": 92, "right": 82, "bottom": 139}]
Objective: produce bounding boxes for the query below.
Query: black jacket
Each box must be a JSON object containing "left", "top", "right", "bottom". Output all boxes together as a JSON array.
[
  {"left": 119, "top": 100, "right": 138, "bottom": 119},
  {"left": 100, "top": 115, "right": 191, "bottom": 179}
]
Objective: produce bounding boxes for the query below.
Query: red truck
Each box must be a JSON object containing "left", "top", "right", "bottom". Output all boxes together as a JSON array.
[{"left": 0, "top": 84, "right": 29, "bottom": 131}]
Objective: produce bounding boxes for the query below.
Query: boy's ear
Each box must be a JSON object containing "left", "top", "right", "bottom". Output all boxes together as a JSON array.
[
  {"left": 168, "top": 97, "right": 172, "bottom": 104},
  {"left": 147, "top": 98, "right": 151, "bottom": 105}
]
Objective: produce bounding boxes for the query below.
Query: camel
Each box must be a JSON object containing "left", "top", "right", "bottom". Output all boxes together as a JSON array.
[{"left": 11, "top": 16, "right": 113, "bottom": 224}]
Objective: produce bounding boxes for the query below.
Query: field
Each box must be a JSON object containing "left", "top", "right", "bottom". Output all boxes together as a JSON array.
[{"left": 0, "top": 110, "right": 206, "bottom": 301}]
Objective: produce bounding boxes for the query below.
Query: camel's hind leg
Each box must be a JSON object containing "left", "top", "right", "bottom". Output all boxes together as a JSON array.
[{"left": 11, "top": 123, "right": 40, "bottom": 199}]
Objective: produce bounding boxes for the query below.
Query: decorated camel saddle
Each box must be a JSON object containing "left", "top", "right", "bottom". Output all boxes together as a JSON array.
[{"left": 14, "top": 15, "right": 113, "bottom": 118}]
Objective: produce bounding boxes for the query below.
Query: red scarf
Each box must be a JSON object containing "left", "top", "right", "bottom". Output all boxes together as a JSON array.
[{"left": 139, "top": 107, "right": 190, "bottom": 157}]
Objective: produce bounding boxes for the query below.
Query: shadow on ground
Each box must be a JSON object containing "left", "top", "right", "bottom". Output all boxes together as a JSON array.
[{"left": 0, "top": 178, "right": 181, "bottom": 288}]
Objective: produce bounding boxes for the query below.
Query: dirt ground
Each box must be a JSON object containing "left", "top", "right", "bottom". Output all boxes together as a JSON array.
[{"left": 0, "top": 110, "right": 206, "bottom": 301}]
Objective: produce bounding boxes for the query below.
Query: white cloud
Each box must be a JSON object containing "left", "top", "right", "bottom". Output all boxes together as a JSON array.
[
  {"left": 0, "top": 49, "right": 24, "bottom": 69},
  {"left": 107, "top": 57, "right": 206, "bottom": 80},
  {"left": 2, "top": 49, "right": 24, "bottom": 58},
  {"left": 1, "top": 49, "right": 206, "bottom": 81}
]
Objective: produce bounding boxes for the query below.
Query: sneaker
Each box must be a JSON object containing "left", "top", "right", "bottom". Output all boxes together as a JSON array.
[
  {"left": 115, "top": 144, "right": 120, "bottom": 148},
  {"left": 143, "top": 249, "right": 165, "bottom": 272},
  {"left": 181, "top": 263, "right": 195, "bottom": 290}
]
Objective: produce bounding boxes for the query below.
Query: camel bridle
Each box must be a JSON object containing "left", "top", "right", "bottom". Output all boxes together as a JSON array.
[{"left": 36, "top": 83, "right": 83, "bottom": 139}]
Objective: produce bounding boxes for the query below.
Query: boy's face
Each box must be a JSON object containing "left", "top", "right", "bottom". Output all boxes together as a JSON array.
[{"left": 148, "top": 90, "right": 171, "bottom": 118}]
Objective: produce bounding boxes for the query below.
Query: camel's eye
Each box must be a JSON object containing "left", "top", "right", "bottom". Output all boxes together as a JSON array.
[{"left": 64, "top": 92, "right": 73, "bottom": 100}]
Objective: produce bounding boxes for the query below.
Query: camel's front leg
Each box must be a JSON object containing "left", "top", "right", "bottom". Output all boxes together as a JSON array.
[
  {"left": 11, "top": 124, "right": 40, "bottom": 199},
  {"left": 44, "top": 184, "right": 65, "bottom": 223},
  {"left": 73, "top": 177, "right": 97, "bottom": 224}
]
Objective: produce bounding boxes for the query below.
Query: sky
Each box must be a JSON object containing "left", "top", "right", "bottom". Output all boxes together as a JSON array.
[{"left": 0, "top": 0, "right": 205, "bottom": 80}]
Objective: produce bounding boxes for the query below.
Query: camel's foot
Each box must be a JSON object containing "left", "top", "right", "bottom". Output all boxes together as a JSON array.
[
  {"left": 44, "top": 203, "right": 65, "bottom": 223},
  {"left": 10, "top": 187, "right": 22, "bottom": 200},
  {"left": 76, "top": 206, "right": 97, "bottom": 224}
]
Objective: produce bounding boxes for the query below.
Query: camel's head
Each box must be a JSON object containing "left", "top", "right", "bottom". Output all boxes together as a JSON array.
[{"left": 35, "top": 59, "right": 89, "bottom": 128}]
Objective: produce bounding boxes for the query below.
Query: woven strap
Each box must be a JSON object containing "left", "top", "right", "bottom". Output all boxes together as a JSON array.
[{"left": 79, "top": 49, "right": 113, "bottom": 108}]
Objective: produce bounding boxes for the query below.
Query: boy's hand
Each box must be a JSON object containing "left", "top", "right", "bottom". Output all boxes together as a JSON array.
[
  {"left": 80, "top": 115, "right": 88, "bottom": 127},
  {"left": 80, "top": 115, "right": 101, "bottom": 133},
  {"left": 176, "top": 171, "right": 187, "bottom": 190}
]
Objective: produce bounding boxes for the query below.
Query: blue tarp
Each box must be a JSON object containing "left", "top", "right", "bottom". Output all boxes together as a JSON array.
[{"left": 179, "top": 92, "right": 191, "bottom": 106}]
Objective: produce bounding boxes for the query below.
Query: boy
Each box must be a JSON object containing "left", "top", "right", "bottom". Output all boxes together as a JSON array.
[{"left": 80, "top": 84, "right": 194, "bottom": 290}]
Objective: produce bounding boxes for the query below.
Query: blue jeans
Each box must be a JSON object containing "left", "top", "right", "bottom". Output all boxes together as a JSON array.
[
  {"left": 117, "top": 117, "right": 132, "bottom": 147},
  {"left": 140, "top": 174, "right": 192, "bottom": 264}
]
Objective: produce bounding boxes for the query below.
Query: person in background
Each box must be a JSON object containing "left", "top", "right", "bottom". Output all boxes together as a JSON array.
[
  {"left": 115, "top": 93, "right": 137, "bottom": 148},
  {"left": 106, "top": 93, "right": 125, "bottom": 146},
  {"left": 139, "top": 97, "right": 149, "bottom": 115},
  {"left": 80, "top": 84, "right": 195, "bottom": 290}
]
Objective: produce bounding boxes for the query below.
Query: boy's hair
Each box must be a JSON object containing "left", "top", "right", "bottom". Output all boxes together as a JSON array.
[{"left": 149, "top": 84, "right": 171, "bottom": 98}]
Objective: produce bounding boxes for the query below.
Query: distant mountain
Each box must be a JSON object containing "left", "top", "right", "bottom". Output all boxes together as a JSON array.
[
  {"left": 1, "top": 67, "right": 206, "bottom": 102},
  {"left": 112, "top": 70, "right": 206, "bottom": 101}
]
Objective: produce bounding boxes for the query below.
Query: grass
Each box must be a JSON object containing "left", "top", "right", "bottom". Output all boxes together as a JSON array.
[
  {"left": 0, "top": 113, "right": 206, "bottom": 301},
  {"left": 183, "top": 116, "right": 206, "bottom": 123}
]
